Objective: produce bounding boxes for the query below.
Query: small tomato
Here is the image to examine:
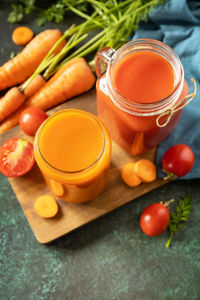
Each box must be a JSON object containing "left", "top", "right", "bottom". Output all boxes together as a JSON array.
[
  {"left": 162, "top": 144, "right": 194, "bottom": 178},
  {"left": 140, "top": 203, "right": 170, "bottom": 236},
  {"left": 20, "top": 107, "right": 47, "bottom": 136}
]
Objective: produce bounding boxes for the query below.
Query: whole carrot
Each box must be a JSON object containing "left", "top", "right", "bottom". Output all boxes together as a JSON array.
[
  {"left": 0, "top": 58, "right": 95, "bottom": 134},
  {"left": 0, "top": 109, "right": 22, "bottom": 134},
  {"left": 0, "top": 87, "right": 26, "bottom": 122},
  {"left": 0, "top": 75, "right": 46, "bottom": 123},
  {"left": 0, "top": 29, "right": 65, "bottom": 90},
  {"left": 25, "top": 57, "right": 96, "bottom": 111}
]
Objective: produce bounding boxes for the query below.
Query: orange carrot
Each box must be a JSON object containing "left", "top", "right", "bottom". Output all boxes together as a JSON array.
[
  {"left": 34, "top": 194, "right": 59, "bottom": 218},
  {"left": 0, "top": 75, "right": 46, "bottom": 124},
  {"left": 0, "top": 57, "right": 95, "bottom": 134},
  {"left": 0, "top": 31, "right": 65, "bottom": 123},
  {"left": 0, "top": 29, "right": 66, "bottom": 90},
  {"left": 0, "top": 111, "right": 20, "bottom": 134},
  {"left": 0, "top": 87, "right": 26, "bottom": 122},
  {"left": 26, "top": 57, "right": 95, "bottom": 111},
  {"left": 22, "top": 74, "right": 46, "bottom": 98},
  {"left": 121, "top": 163, "right": 142, "bottom": 187},
  {"left": 0, "top": 28, "right": 67, "bottom": 124},
  {"left": 134, "top": 159, "right": 157, "bottom": 183},
  {"left": 12, "top": 26, "right": 34, "bottom": 46},
  {"left": 0, "top": 27, "right": 92, "bottom": 128}
]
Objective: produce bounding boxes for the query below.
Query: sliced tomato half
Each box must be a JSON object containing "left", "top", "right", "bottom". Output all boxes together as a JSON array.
[{"left": 0, "top": 138, "right": 35, "bottom": 177}]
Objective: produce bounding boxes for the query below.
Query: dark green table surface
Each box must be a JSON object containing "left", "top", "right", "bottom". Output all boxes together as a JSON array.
[{"left": 0, "top": 3, "right": 200, "bottom": 300}]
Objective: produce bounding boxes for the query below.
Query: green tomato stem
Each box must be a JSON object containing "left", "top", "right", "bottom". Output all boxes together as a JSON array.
[
  {"left": 164, "top": 199, "right": 175, "bottom": 207},
  {"left": 165, "top": 232, "right": 174, "bottom": 248}
]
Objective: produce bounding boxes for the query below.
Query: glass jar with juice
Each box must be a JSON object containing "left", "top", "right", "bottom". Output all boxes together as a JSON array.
[
  {"left": 34, "top": 109, "right": 111, "bottom": 203},
  {"left": 96, "top": 39, "right": 189, "bottom": 155}
]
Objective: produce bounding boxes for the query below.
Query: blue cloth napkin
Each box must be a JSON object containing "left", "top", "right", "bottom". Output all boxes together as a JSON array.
[{"left": 131, "top": 0, "right": 200, "bottom": 179}]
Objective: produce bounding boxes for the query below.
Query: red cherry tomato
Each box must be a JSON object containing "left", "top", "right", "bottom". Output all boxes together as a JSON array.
[
  {"left": 19, "top": 107, "right": 47, "bottom": 136},
  {"left": 162, "top": 144, "right": 194, "bottom": 178},
  {"left": 140, "top": 203, "right": 170, "bottom": 236},
  {"left": 0, "top": 138, "right": 35, "bottom": 177}
]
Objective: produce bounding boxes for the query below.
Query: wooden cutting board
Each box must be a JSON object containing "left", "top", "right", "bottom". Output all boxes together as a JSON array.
[{"left": 0, "top": 89, "right": 168, "bottom": 243}]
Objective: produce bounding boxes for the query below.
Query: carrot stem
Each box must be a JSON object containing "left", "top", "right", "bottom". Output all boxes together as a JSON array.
[
  {"left": 59, "top": 29, "right": 106, "bottom": 67},
  {"left": 44, "top": 33, "right": 88, "bottom": 79},
  {"left": 69, "top": 6, "right": 104, "bottom": 28},
  {"left": 20, "top": 54, "right": 54, "bottom": 92},
  {"left": 45, "top": 24, "right": 75, "bottom": 59},
  {"left": 165, "top": 233, "right": 174, "bottom": 248}
]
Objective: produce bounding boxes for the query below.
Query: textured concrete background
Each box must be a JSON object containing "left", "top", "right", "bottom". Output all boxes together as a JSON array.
[{"left": 0, "top": 2, "right": 200, "bottom": 300}]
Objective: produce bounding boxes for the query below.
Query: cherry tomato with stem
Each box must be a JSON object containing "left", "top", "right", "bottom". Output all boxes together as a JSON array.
[
  {"left": 162, "top": 144, "right": 194, "bottom": 179},
  {"left": 140, "top": 200, "right": 173, "bottom": 236},
  {"left": 0, "top": 138, "right": 35, "bottom": 177},
  {"left": 20, "top": 107, "right": 48, "bottom": 136}
]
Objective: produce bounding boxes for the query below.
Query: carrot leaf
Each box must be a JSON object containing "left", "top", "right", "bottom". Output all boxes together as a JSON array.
[{"left": 165, "top": 193, "right": 192, "bottom": 248}]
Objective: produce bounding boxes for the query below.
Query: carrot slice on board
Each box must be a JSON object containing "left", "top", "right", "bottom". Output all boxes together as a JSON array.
[
  {"left": 121, "top": 163, "right": 142, "bottom": 187},
  {"left": 12, "top": 26, "right": 34, "bottom": 46},
  {"left": 134, "top": 159, "right": 157, "bottom": 183},
  {"left": 34, "top": 195, "right": 59, "bottom": 218}
]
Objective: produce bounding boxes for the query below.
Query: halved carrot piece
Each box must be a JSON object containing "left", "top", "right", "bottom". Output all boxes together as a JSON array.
[
  {"left": 34, "top": 194, "right": 59, "bottom": 218},
  {"left": 12, "top": 26, "right": 34, "bottom": 46},
  {"left": 134, "top": 159, "right": 156, "bottom": 183},
  {"left": 121, "top": 163, "right": 142, "bottom": 187}
]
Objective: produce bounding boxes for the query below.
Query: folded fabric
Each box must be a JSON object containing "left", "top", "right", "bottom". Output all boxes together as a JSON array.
[{"left": 131, "top": 0, "right": 200, "bottom": 179}]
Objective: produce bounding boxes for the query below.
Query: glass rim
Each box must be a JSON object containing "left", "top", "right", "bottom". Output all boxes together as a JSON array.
[
  {"left": 36, "top": 109, "right": 106, "bottom": 175},
  {"left": 106, "top": 39, "right": 184, "bottom": 116}
]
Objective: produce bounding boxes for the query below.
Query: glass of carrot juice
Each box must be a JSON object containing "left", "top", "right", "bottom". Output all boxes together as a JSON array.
[
  {"left": 96, "top": 39, "right": 189, "bottom": 155},
  {"left": 34, "top": 109, "right": 111, "bottom": 203}
]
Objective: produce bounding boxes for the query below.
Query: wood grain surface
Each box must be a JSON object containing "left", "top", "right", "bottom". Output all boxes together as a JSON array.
[{"left": 0, "top": 89, "right": 168, "bottom": 243}]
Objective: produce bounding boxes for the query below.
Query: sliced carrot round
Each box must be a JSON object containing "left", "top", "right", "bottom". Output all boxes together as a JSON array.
[
  {"left": 34, "top": 194, "right": 59, "bottom": 218},
  {"left": 134, "top": 159, "right": 157, "bottom": 183},
  {"left": 121, "top": 163, "right": 142, "bottom": 187},
  {"left": 12, "top": 26, "right": 34, "bottom": 46}
]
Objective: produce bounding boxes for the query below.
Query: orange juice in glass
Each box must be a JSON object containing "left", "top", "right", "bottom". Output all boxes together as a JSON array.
[{"left": 34, "top": 109, "right": 111, "bottom": 203}]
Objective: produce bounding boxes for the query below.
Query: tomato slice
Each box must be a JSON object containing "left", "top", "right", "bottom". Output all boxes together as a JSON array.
[{"left": 0, "top": 138, "right": 35, "bottom": 177}]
